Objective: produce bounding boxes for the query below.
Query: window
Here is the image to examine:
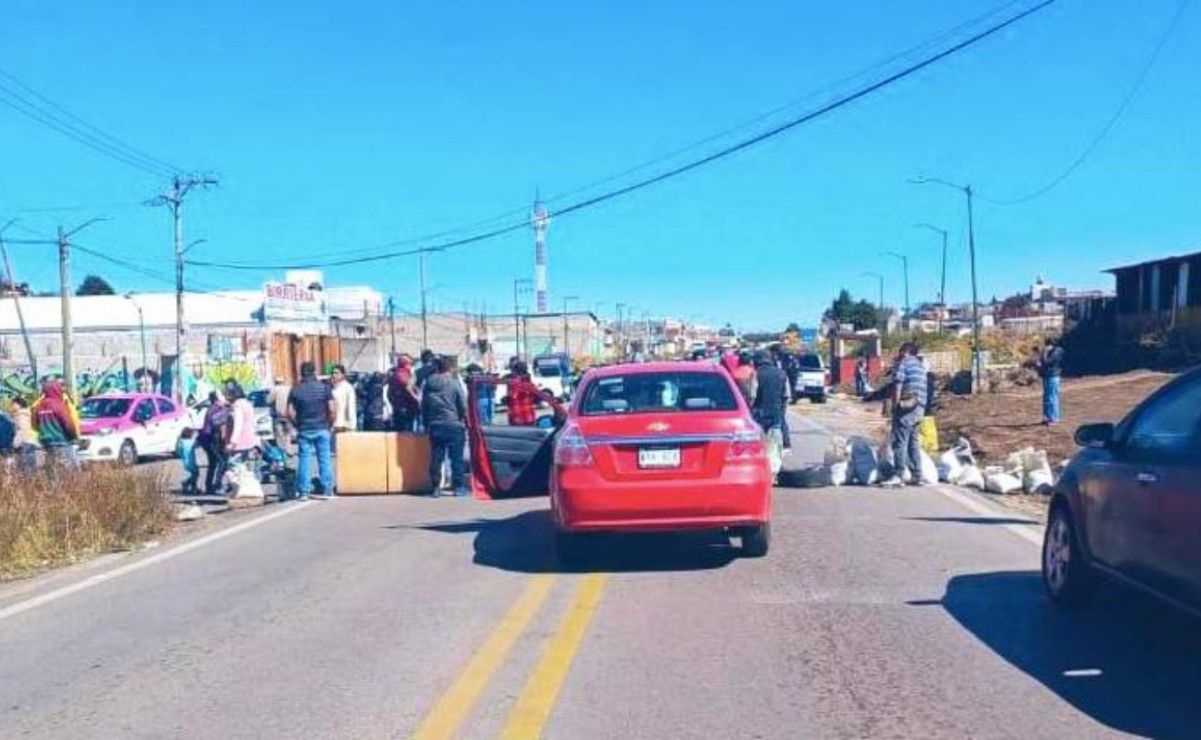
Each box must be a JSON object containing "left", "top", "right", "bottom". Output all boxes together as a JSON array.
[
  {"left": 580, "top": 372, "right": 738, "bottom": 415},
  {"left": 80, "top": 398, "right": 131, "bottom": 419},
  {"left": 1124, "top": 376, "right": 1201, "bottom": 459},
  {"left": 797, "top": 355, "right": 823, "bottom": 370},
  {"left": 155, "top": 398, "right": 176, "bottom": 415},
  {"left": 133, "top": 400, "right": 156, "bottom": 423}
]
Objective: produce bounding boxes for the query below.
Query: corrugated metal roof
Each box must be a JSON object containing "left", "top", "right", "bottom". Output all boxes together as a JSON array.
[
  {"left": 0, "top": 291, "right": 261, "bottom": 332},
  {"left": 1105, "top": 250, "right": 1201, "bottom": 273}
]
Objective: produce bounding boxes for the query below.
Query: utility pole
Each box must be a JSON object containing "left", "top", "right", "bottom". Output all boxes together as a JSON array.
[
  {"left": 914, "top": 223, "right": 948, "bottom": 333},
  {"left": 57, "top": 227, "right": 75, "bottom": 399},
  {"left": 0, "top": 220, "right": 37, "bottom": 383},
  {"left": 616, "top": 303, "right": 626, "bottom": 360},
  {"left": 860, "top": 272, "right": 884, "bottom": 310},
  {"left": 562, "top": 295, "right": 578, "bottom": 354},
  {"left": 387, "top": 296, "right": 396, "bottom": 364},
  {"left": 419, "top": 254, "right": 429, "bottom": 350},
  {"left": 909, "top": 176, "right": 982, "bottom": 392},
  {"left": 882, "top": 251, "right": 910, "bottom": 316},
  {"left": 513, "top": 278, "right": 531, "bottom": 361},
  {"left": 148, "top": 174, "right": 218, "bottom": 403},
  {"left": 125, "top": 293, "right": 148, "bottom": 379}
]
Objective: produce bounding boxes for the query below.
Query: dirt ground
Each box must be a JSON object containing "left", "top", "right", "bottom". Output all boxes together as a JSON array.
[{"left": 934, "top": 370, "right": 1175, "bottom": 467}]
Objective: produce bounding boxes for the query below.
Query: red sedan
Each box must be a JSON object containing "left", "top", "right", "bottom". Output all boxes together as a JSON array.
[{"left": 550, "top": 361, "right": 772, "bottom": 559}]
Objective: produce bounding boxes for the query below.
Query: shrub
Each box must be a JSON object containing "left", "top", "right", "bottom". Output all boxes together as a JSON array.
[{"left": 0, "top": 463, "right": 173, "bottom": 580}]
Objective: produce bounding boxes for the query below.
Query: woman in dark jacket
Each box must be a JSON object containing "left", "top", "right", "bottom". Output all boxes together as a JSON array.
[{"left": 198, "top": 391, "right": 231, "bottom": 495}]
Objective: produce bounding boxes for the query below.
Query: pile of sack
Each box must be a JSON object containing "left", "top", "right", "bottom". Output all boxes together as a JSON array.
[
  {"left": 823, "top": 435, "right": 940, "bottom": 487},
  {"left": 936, "top": 440, "right": 1055, "bottom": 495}
]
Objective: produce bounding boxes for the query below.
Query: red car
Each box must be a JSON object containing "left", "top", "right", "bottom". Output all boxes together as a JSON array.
[{"left": 468, "top": 361, "right": 773, "bottom": 560}]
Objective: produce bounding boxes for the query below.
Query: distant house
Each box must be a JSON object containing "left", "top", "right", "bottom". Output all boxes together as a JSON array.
[{"left": 1106, "top": 251, "right": 1201, "bottom": 340}]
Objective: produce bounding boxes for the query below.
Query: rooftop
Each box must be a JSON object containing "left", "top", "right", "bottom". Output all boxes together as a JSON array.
[{"left": 1105, "top": 249, "right": 1201, "bottom": 274}]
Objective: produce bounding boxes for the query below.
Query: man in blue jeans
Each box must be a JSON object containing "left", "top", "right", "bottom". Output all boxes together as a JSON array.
[
  {"left": 287, "top": 361, "right": 337, "bottom": 500},
  {"left": 421, "top": 355, "right": 470, "bottom": 496},
  {"left": 1036, "top": 338, "right": 1065, "bottom": 425}
]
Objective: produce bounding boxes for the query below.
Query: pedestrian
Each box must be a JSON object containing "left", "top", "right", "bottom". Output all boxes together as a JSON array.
[
  {"left": 751, "top": 351, "right": 787, "bottom": 435},
  {"left": 415, "top": 349, "right": 437, "bottom": 391},
  {"left": 9, "top": 397, "right": 39, "bottom": 474},
  {"left": 186, "top": 365, "right": 214, "bottom": 407},
  {"left": 287, "top": 361, "right": 336, "bottom": 500},
  {"left": 266, "top": 375, "right": 293, "bottom": 448},
  {"left": 387, "top": 354, "right": 421, "bottom": 432},
  {"left": 330, "top": 364, "right": 357, "bottom": 434},
  {"left": 880, "top": 342, "right": 926, "bottom": 487},
  {"left": 421, "top": 355, "right": 469, "bottom": 496},
  {"left": 466, "top": 363, "right": 494, "bottom": 425},
  {"left": 198, "top": 391, "right": 231, "bottom": 495},
  {"left": 854, "top": 357, "right": 869, "bottom": 398},
  {"left": 1036, "top": 337, "right": 1065, "bottom": 425},
  {"left": 224, "top": 380, "right": 259, "bottom": 466},
  {"left": 31, "top": 379, "right": 81, "bottom": 470},
  {"left": 733, "top": 350, "right": 757, "bottom": 404},
  {"left": 363, "top": 372, "right": 391, "bottom": 431},
  {"left": 177, "top": 427, "right": 200, "bottom": 494},
  {"left": 506, "top": 360, "right": 552, "bottom": 427},
  {"left": 780, "top": 350, "right": 800, "bottom": 403}
]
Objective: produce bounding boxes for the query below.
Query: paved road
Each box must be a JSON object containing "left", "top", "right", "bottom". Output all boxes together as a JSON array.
[{"left": 2, "top": 414, "right": 1199, "bottom": 738}]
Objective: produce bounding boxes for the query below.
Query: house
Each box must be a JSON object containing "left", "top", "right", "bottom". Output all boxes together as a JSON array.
[{"left": 1106, "top": 251, "right": 1201, "bottom": 341}]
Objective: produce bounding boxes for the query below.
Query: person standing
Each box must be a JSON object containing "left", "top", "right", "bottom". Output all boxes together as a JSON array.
[
  {"left": 266, "top": 375, "right": 293, "bottom": 448},
  {"left": 421, "top": 356, "right": 469, "bottom": 496},
  {"left": 9, "top": 396, "right": 39, "bottom": 474},
  {"left": 1036, "top": 337, "right": 1065, "bottom": 425},
  {"left": 224, "top": 381, "right": 259, "bottom": 465},
  {"left": 415, "top": 349, "right": 437, "bottom": 391},
  {"left": 198, "top": 391, "right": 231, "bottom": 495},
  {"left": 780, "top": 350, "right": 800, "bottom": 403},
  {"left": 733, "top": 351, "right": 757, "bottom": 404},
  {"left": 288, "top": 361, "right": 336, "bottom": 500},
  {"left": 387, "top": 354, "right": 420, "bottom": 432},
  {"left": 751, "top": 351, "right": 786, "bottom": 434},
  {"left": 506, "top": 360, "right": 551, "bottom": 427},
  {"left": 854, "top": 357, "right": 869, "bottom": 398},
  {"left": 466, "top": 363, "right": 494, "bottom": 425},
  {"left": 880, "top": 342, "right": 926, "bottom": 487},
  {"left": 31, "top": 379, "right": 81, "bottom": 470},
  {"left": 330, "top": 365, "right": 357, "bottom": 435}
]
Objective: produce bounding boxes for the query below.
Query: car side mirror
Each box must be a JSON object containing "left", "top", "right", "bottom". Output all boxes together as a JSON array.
[{"left": 1074, "top": 422, "right": 1114, "bottom": 449}]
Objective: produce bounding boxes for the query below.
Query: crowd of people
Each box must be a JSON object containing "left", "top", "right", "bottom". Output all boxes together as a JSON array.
[{"left": 0, "top": 379, "right": 85, "bottom": 473}]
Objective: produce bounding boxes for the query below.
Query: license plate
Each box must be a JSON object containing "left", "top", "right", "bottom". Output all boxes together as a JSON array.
[{"left": 638, "top": 447, "right": 681, "bottom": 469}]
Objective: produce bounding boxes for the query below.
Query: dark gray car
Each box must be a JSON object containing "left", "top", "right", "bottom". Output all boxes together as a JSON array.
[{"left": 1043, "top": 365, "right": 1201, "bottom": 613}]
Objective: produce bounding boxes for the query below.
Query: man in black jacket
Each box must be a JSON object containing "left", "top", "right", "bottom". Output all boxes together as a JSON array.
[
  {"left": 421, "top": 356, "right": 469, "bottom": 496},
  {"left": 752, "top": 351, "right": 787, "bottom": 435}
]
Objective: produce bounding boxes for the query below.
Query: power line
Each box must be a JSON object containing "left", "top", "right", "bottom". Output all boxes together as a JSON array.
[
  {"left": 0, "top": 66, "right": 182, "bottom": 177},
  {"left": 189, "top": 0, "right": 1058, "bottom": 272},
  {"left": 978, "top": 0, "right": 1188, "bottom": 206}
]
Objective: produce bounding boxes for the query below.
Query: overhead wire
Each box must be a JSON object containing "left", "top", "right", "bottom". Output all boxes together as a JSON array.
[
  {"left": 978, "top": 0, "right": 1188, "bottom": 205},
  {"left": 189, "top": 0, "right": 1059, "bottom": 272}
]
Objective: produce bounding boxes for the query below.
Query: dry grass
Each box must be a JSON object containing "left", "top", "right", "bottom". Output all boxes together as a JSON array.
[{"left": 0, "top": 463, "right": 173, "bottom": 580}]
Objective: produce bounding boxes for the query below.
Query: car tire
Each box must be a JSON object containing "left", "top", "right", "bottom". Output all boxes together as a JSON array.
[
  {"left": 118, "top": 440, "right": 138, "bottom": 466},
  {"left": 814, "top": 394, "right": 827, "bottom": 404},
  {"left": 1042, "top": 504, "right": 1093, "bottom": 605},
  {"left": 741, "top": 523, "right": 771, "bottom": 558}
]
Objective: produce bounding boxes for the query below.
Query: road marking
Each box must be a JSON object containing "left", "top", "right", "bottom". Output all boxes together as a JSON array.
[
  {"left": 501, "top": 573, "right": 608, "bottom": 740},
  {"left": 413, "top": 575, "right": 555, "bottom": 740},
  {"left": 935, "top": 485, "right": 1044, "bottom": 547},
  {"left": 0, "top": 501, "right": 314, "bottom": 623}
]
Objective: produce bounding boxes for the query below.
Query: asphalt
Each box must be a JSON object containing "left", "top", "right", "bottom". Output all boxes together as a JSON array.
[{"left": 2, "top": 410, "right": 1199, "bottom": 738}]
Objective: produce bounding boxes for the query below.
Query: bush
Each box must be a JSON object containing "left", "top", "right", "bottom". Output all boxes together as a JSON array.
[{"left": 0, "top": 463, "right": 173, "bottom": 580}]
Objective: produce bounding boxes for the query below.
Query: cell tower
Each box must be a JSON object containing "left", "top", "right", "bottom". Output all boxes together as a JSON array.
[{"left": 531, "top": 195, "right": 550, "bottom": 314}]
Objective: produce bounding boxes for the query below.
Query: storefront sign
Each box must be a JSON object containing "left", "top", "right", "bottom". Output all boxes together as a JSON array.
[{"left": 263, "top": 282, "right": 328, "bottom": 325}]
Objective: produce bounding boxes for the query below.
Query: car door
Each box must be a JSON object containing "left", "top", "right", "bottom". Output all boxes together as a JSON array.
[
  {"left": 1101, "top": 376, "right": 1201, "bottom": 595},
  {"left": 131, "top": 399, "right": 160, "bottom": 454},
  {"left": 155, "top": 397, "right": 184, "bottom": 453},
  {"left": 468, "top": 376, "right": 557, "bottom": 498},
  {"left": 1125, "top": 375, "right": 1201, "bottom": 605}
]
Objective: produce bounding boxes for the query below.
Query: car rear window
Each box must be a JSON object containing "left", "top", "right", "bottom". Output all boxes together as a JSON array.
[
  {"left": 798, "top": 355, "right": 822, "bottom": 369},
  {"left": 580, "top": 372, "right": 738, "bottom": 415},
  {"left": 81, "top": 398, "right": 131, "bottom": 419}
]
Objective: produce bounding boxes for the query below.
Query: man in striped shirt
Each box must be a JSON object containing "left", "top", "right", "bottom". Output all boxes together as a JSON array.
[{"left": 880, "top": 342, "right": 927, "bottom": 487}]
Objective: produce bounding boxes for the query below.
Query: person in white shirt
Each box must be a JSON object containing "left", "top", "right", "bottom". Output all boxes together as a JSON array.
[{"left": 330, "top": 364, "right": 357, "bottom": 433}]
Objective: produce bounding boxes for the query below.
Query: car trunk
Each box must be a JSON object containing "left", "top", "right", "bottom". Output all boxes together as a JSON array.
[{"left": 573, "top": 412, "right": 741, "bottom": 483}]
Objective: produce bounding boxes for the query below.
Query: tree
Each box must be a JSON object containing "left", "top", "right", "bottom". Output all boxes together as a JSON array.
[
  {"left": 823, "top": 289, "right": 884, "bottom": 331},
  {"left": 76, "top": 274, "right": 115, "bottom": 296},
  {"left": 785, "top": 322, "right": 802, "bottom": 334}
]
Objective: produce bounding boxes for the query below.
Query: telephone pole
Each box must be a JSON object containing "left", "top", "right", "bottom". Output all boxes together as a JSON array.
[
  {"left": 881, "top": 251, "right": 910, "bottom": 316},
  {"left": 562, "top": 295, "right": 578, "bottom": 353},
  {"left": 0, "top": 219, "right": 38, "bottom": 384},
  {"left": 914, "top": 223, "right": 949, "bottom": 332},
  {"left": 419, "top": 254, "right": 429, "bottom": 350},
  {"left": 55, "top": 217, "right": 106, "bottom": 399},
  {"left": 148, "top": 174, "right": 218, "bottom": 402},
  {"left": 513, "top": 278, "right": 531, "bottom": 361}
]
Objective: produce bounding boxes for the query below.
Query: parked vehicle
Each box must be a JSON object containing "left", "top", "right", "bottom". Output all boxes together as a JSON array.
[
  {"left": 78, "top": 392, "right": 188, "bottom": 465},
  {"left": 532, "top": 352, "right": 573, "bottom": 401},
  {"left": 795, "top": 353, "right": 829, "bottom": 403},
  {"left": 1042, "top": 365, "right": 1201, "bottom": 615}
]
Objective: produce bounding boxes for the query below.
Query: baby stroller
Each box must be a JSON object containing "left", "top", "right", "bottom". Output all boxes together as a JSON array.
[{"left": 257, "top": 439, "right": 295, "bottom": 500}]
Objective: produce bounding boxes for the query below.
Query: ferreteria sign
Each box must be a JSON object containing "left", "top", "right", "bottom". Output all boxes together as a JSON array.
[{"left": 262, "top": 282, "right": 328, "bottom": 328}]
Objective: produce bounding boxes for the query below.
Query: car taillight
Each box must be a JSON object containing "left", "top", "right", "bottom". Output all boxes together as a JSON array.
[
  {"left": 727, "top": 429, "right": 765, "bottom": 460},
  {"left": 554, "top": 424, "right": 595, "bottom": 467}
]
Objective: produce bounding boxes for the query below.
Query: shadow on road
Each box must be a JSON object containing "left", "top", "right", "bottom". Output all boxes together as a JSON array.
[
  {"left": 405, "top": 510, "right": 739, "bottom": 574},
  {"left": 904, "top": 516, "right": 1040, "bottom": 526},
  {"left": 940, "top": 570, "right": 1201, "bottom": 737}
]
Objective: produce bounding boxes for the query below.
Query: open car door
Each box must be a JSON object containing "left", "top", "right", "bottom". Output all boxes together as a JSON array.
[{"left": 467, "top": 375, "right": 564, "bottom": 499}]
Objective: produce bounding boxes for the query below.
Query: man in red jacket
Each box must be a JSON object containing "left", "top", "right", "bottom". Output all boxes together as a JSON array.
[
  {"left": 32, "top": 379, "right": 81, "bottom": 469},
  {"left": 387, "top": 354, "right": 421, "bottom": 432}
]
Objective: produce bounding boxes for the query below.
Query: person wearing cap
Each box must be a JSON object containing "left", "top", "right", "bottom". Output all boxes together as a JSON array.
[
  {"left": 266, "top": 375, "right": 293, "bottom": 448},
  {"left": 31, "top": 378, "right": 81, "bottom": 469}
]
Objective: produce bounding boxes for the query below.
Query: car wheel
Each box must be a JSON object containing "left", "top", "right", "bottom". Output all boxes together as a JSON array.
[
  {"left": 740, "top": 523, "right": 771, "bottom": 558},
  {"left": 814, "top": 394, "right": 827, "bottom": 404},
  {"left": 1042, "top": 504, "right": 1093, "bottom": 605},
  {"left": 118, "top": 440, "right": 138, "bottom": 466}
]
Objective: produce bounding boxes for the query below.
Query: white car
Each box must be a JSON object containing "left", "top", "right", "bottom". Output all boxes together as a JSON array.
[
  {"left": 794, "top": 354, "right": 830, "bottom": 403},
  {"left": 77, "top": 393, "right": 188, "bottom": 465}
]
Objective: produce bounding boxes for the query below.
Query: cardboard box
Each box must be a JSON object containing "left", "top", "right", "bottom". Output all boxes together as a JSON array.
[
  {"left": 334, "top": 432, "right": 389, "bottom": 495},
  {"left": 386, "top": 433, "right": 432, "bottom": 493}
]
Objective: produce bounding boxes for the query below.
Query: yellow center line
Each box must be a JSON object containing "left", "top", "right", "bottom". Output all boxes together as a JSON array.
[
  {"left": 412, "top": 575, "right": 556, "bottom": 740},
  {"left": 501, "top": 573, "right": 609, "bottom": 740}
]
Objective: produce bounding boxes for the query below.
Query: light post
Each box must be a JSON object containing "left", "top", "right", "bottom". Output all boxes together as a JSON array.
[
  {"left": 860, "top": 271, "right": 884, "bottom": 310},
  {"left": 909, "top": 176, "right": 981, "bottom": 391},
  {"left": 914, "top": 223, "right": 948, "bottom": 332},
  {"left": 514, "top": 278, "right": 532, "bottom": 361},
  {"left": 562, "top": 295, "right": 579, "bottom": 353},
  {"left": 125, "top": 293, "right": 148, "bottom": 387},
  {"left": 881, "top": 251, "right": 910, "bottom": 317}
]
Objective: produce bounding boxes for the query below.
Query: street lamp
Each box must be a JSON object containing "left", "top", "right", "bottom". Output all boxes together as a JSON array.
[
  {"left": 562, "top": 295, "right": 579, "bottom": 353},
  {"left": 513, "top": 278, "right": 532, "bottom": 361},
  {"left": 859, "top": 271, "right": 884, "bottom": 311},
  {"left": 913, "top": 223, "right": 948, "bottom": 333},
  {"left": 909, "top": 176, "right": 981, "bottom": 391},
  {"left": 124, "top": 292, "right": 148, "bottom": 386},
  {"left": 880, "top": 251, "right": 910, "bottom": 316}
]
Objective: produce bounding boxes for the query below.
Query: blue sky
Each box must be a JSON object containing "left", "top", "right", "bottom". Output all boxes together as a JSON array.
[{"left": 1, "top": 0, "right": 1197, "bottom": 330}]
